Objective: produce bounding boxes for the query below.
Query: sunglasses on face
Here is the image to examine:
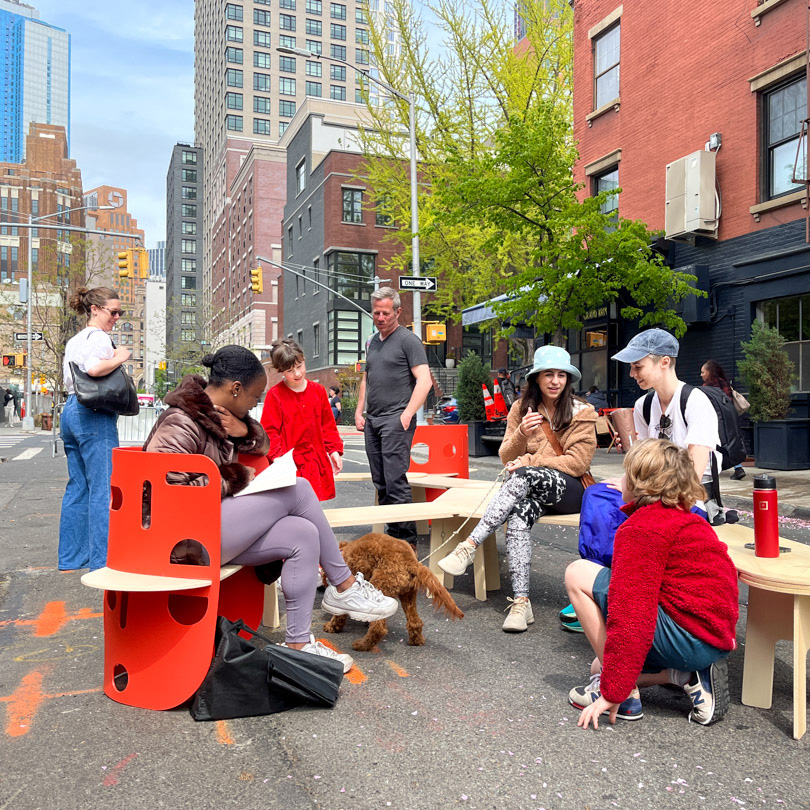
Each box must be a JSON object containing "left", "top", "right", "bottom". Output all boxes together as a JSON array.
[
  {"left": 657, "top": 413, "right": 672, "bottom": 440},
  {"left": 99, "top": 306, "right": 124, "bottom": 317}
]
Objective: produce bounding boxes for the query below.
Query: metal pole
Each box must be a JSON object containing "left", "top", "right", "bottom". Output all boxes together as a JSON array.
[
  {"left": 23, "top": 213, "right": 34, "bottom": 430},
  {"left": 408, "top": 92, "right": 424, "bottom": 424}
]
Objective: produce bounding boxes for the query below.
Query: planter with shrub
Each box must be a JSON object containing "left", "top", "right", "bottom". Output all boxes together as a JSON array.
[{"left": 456, "top": 352, "right": 496, "bottom": 456}]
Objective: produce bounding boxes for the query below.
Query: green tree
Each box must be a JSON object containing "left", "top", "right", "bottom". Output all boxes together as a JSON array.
[
  {"left": 739, "top": 320, "right": 795, "bottom": 422},
  {"left": 456, "top": 351, "right": 492, "bottom": 422},
  {"left": 359, "top": 0, "right": 699, "bottom": 342}
]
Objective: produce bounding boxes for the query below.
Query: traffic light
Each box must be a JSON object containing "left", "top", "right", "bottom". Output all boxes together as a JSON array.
[
  {"left": 250, "top": 267, "right": 263, "bottom": 294},
  {"left": 2, "top": 355, "right": 15, "bottom": 367},
  {"left": 137, "top": 248, "right": 150, "bottom": 279},
  {"left": 158, "top": 361, "right": 167, "bottom": 370},
  {"left": 118, "top": 250, "right": 132, "bottom": 278}
]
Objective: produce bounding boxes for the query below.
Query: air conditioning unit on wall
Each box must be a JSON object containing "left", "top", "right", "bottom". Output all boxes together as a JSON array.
[{"left": 665, "top": 151, "right": 719, "bottom": 240}]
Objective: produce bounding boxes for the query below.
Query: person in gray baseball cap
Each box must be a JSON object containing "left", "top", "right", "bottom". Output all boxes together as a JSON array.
[{"left": 611, "top": 328, "right": 680, "bottom": 364}]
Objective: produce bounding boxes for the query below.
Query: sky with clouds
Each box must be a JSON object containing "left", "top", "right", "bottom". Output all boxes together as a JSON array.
[{"left": 33, "top": 0, "right": 195, "bottom": 246}]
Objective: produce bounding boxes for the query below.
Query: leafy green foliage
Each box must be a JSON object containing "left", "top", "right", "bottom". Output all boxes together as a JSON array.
[
  {"left": 456, "top": 351, "right": 492, "bottom": 422},
  {"left": 739, "top": 320, "right": 795, "bottom": 422}
]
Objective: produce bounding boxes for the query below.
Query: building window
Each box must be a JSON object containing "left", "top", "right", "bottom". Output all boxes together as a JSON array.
[
  {"left": 330, "top": 3, "right": 346, "bottom": 19},
  {"left": 312, "top": 257, "right": 320, "bottom": 293},
  {"left": 308, "top": 206, "right": 313, "bottom": 229},
  {"left": 254, "top": 30, "right": 271, "bottom": 47},
  {"left": 181, "top": 239, "right": 197, "bottom": 253},
  {"left": 255, "top": 0, "right": 270, "bottom": 4},
  {"left": 330, "top": 84, "right": 346, "bottom": 101},
  {"left": 328, "top": 308, "right": 374, "bottom": 364},
  {"left": 226, "top": 4, "right": 243, "bottom": 20},
  {"left": 287, "top": 225, "right": 294, "bottom": 256},
  {"left": 181, "top": 293, "right": 196, "bottom": 306},
  {"left": 307, "top": 0, "right": 322, "bottom": 13},
  {"left": 330, "top": 23, "right": 346, "bottom": 40},
  {"left": 356, "top": 7, "right": 368, "bottom": 24},
  {"left": 254, "top": 118, "right": 272, "bottom": 134},
  {"left": 313, "top": 323, "right": 320, "bottom": 357},
  {"left": 280, "top": 77, "right": 296, "bottom": 95},
  {"left": 181, "top": 329, "right": 195, "bottom": 342},
  {"left": 225, "top": 114, "right": 243, "bottom": 131},
  {"left": 356, "top": 48, "right": 369, "bottom": 65},
  {"left": 181, "top": 204, "right": 196, "bottom": 217},
  {"left": 256, "top": 51, "right": 272, "bottom": 69},
  {"left": 760, "top": 294, "right": 810, "bottom": 392},
  {"left": 306, "top": 39, "right": 322, "bottom": 55},
  {"left": 181, "top": 311, "right": 196, "bottom": 324},
  {"left": 594, "top": 167, "right": 619, "bottom": 222},
  {"left": 306, "top": 80, "right": 323, "bottom": 97},
  {"left": 375, "top": 197, "right": 392, "bottom": 226},
  {"left": 255, "top": 72, "right": 272, "bottom": 91},
  {"left": 330, "top": 44, "right": 346, "bottom": 61},
  {"left": 181, "top": 276, "right": 197, "bottom": 289},
  {"left": 226, "top": 25, "right": 243, "bottom": 42},
  {"left": 181, "top": 222, "right": 197, "bottom": 235},
  {"left": 254, "top": 96, "right": 271, "bottom": 114},
  {"left": 225, "top": 46, "right": 243, "bottom": 64},
  {"left": 182, "top": 186, "right": 198, "bottom": 199},
  {"left": 296, "top": 159, "right": 306, "bottom": 193},
  {"left": 279, "top": 100, "right": 296, "bottom": 117},
  {"left": 279, "top": 55, "right": 295, "bottom": 72},
  {"left": 764, "top": 75, "right": 807, "bottom": 199},
  {"left": 279, "top": 121, "right": 290, "bottom": 137},
  {"left": 279, "top": 34, "right": 296, "bottom": 48},
  {"left": 181, "top": 151, "right": 197, "bottom": 165},
  {"left": 279, "top": 0, "right": 296, "bottom": 8},
  {"left": 226, "top": 68, "right": 243, "bottom": 87},
  {"left": 342, "top": 188, "right": 362, "bottom": 222},
  {"left": 298, "top": 215, "right": 303, "bottom": 238},
  {"left": 254, "top": 8, "right": 271, "bottom": 25},
  {"left": 356, "top": 28, "right": 369, "bottom": 44},
  {"left": 593, "top": 23, "right": 620, "bottom": 109},
  {"left": 330, "top": 64, "right": 346, "bottom": 81},
  {"left": 181, "top": 258, "right": 197, "bottom": 272},
  {"left": 306, "top": 18, "right": 322, "bottom": 36},
  {"left": 306, "top": 60, "right": 322, "bottom": 76},
  {"left": 280, "top": 13, "right": 296, "bottom": 30},
  {"left": 226, "top": 91, "right": 243, "bottom": 110}
]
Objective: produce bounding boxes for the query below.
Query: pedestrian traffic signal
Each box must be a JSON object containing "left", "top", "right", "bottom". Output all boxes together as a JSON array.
[
  {"left": 250, "top": 267, "right": 263, "bottom": 294},
  {"left": 2, "top": 354, "right": 25, "bottom": 367},
  {"left": 118, "top": 250, "right": 132, "bottom": 278},
  {"left": 137, "top": 248, "right": 150, "bottom": 279}
]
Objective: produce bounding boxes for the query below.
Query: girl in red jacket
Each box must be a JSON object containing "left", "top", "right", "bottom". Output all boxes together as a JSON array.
[
  {"left": 261, "top": 339, "right": 344, "bottom": 501},
  {"left": 565, "top": 438, "right": 738, "bottom": 729}
]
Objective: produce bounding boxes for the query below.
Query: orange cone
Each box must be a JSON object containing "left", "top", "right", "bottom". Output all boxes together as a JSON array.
[
  {"left": 492, "top": 380, "right": 509, "bottom": 419},
  {"left": 481, "top": 383, "right": 496, "bottom": 421}
]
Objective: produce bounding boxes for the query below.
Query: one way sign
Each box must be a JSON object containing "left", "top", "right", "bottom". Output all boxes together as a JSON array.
[
  {"left": 15, "top": 331, "right": 43, "bottom": 341},
  {"left": 398, "top": 276, "right": 437, "bottom": 293}
]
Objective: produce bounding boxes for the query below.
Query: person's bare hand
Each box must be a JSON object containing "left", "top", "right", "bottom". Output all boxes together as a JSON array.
[
  {"left": 214, "top": 405, "right": 248, "bottom": 437},
  {"left": 604, "top": 475, "right": 624, "bottom": 492},
  {"left": 520, "top": 407, "right": 543, "bottom": 437},
  {"left": 400, "top": 411, "right": 413, "bottom": 430},
  {"left": 113, "top": 346, "right": 131, "bottom": 362},
  {"left": 506, "top": 458, "right": 525, "bottom": 472},
  {"left": 355, "top": 413, "right": 365, "bottom": 431},
  {"left": 576, "top": 695, "right": 618, "bottom": 730},
  {"left": 330, "top": 451, "right": 343, "bottom": 474}
]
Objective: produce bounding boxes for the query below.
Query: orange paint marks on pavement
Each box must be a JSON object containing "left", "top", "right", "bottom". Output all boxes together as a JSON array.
[
  {"left": 0, "top": 601, "right": 103, "bottom": 637},
  {"left": 102, "top": 753, "right": 138, "bottom": 787},
  {"left": 315, "top": 637, "right": 368, "bottom": 685},
  {"left": 216, "top": 720, "right": 235, "bottom": 745},
  {"left": 385, "top": 660, "right": 409, "bottom": 678},
  {"left": 3, "top": 668, "right": 46, "bottom": 737}
]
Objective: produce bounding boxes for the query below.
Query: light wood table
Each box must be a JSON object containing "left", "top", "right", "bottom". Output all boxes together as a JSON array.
[{"left": 714, "top": 523, "right": 810, "bottom": 739}]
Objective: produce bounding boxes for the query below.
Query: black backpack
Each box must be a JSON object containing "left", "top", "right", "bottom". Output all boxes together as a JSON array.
[{"left": 642, "top": 384, "right": 746, "bottom": 471}]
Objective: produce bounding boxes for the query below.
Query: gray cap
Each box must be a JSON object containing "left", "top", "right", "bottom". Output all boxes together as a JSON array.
[{"left": 611, "top": 328, "right": 679, "bottom": 363}]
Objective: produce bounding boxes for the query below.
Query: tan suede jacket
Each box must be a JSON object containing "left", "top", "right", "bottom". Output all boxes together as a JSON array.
[{"left": 498, "top": 398, "right": 597, "bottom": 478}]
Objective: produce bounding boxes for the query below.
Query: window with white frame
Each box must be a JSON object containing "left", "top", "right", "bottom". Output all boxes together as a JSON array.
[
  {"left": 593, "top": 23, "right": 620, "bottom": 109},
  {"left": 296, "top": 159, "right": 307, "bottom": 194},
  {"left": 342, "top": 188, "right": 362, "bottom": 222},
  {"left": 759, "top": 294, "right": 810, "bottom": 392},
  {"left": 764, "top": 75, "right": 807, "bottom": 200}
]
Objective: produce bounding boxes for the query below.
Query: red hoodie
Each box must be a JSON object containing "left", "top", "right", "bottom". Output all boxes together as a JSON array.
[{"left": 600, "top": 500, "right": 738, "bottom": 704}]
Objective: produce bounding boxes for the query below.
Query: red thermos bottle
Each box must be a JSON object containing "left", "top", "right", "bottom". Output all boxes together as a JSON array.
[{"left": 753, "top": 474, "right": 779, "bottom": 558}]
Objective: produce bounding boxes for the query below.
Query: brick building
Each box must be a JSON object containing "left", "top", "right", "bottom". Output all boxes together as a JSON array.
[{"left": 571, "top": 0, "right": 808, "bottom": 413}]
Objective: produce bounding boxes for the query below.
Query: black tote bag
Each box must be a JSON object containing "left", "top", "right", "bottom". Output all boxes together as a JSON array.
[
  {"left": 69, "top": 332, "right": 139, "bottom": 416},
  {"left": 190, "top": 617, "right": 344, "bottom": 721}
]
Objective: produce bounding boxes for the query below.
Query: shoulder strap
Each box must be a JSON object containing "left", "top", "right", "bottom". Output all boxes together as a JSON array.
[
  {"left": 680, "top": 383, "right": 694, "bottom": 426},
  {"left": 540, "top": 419, "right": 565, "bottom": 456},
  {"left": 642, "top": 390, "right": 654, "bottom": 425}
]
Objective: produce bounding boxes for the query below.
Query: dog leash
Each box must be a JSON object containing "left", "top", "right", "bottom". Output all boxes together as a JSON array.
[{"left": 416, "top": 467, "right": 509, "bottom": 567}]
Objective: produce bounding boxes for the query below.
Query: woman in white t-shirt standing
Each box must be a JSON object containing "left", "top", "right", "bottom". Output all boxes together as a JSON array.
[{"left": 59, "top": 287, "right": 131, "bottom": 570}]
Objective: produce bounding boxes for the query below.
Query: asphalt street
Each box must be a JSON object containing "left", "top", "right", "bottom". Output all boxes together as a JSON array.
[{"left": 1, "top": 428, "right": 810, "bottom": 809}]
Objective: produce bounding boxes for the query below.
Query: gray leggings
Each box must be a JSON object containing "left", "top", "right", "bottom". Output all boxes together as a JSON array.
[
  {"left": 467, "top": 467, "right": 583, "bottom": 598},
  {"left": 220, "top": 478, "right": 352, "bottom": 644}
]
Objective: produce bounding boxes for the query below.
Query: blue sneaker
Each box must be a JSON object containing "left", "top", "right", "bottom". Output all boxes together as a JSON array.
[
  {"left": 685, "top": 658, "right": 729, "bottom": 725},
  {"left": 568, "top": 673, "right": 643, "bottom": 720},
  {"left": 559, "top": 603, "right": 584, "bottom": 633}
]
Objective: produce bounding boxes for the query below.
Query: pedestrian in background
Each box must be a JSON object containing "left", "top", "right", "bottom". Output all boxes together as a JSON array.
[
  {"left": 497, "top": 367, "right": 517, "bottom": 408},
  {"left": 58, "top": 287, "right": 130, "bottom": 571},
  {"left": 585, "top": 385, "right": 609, "bottom": 411},
  {"left": 329, "top": 385, "right": 342, "bottom": 423},
  {"left": 261, "top": 339, "right": 344, "bottom": 501},
  {"left": 701, "top": 360, "right": 745, "bottom": 480}
]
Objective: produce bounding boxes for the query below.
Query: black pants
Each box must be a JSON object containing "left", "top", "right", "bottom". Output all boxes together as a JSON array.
[{"left": 364, "top": 412, "right": 417, "bottom": 544}]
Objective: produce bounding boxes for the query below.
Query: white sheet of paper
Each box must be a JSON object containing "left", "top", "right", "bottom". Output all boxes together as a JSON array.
[{"left": 234, "top": 449, "right": 297, "bottom": 496}]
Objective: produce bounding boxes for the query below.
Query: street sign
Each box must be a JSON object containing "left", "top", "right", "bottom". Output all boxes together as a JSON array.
[
  {"left": 15, "top": 332, "right": 43, "bottom": 341},
  {"left": 399, "top": 276, "right": 438, "bottom": 292}
]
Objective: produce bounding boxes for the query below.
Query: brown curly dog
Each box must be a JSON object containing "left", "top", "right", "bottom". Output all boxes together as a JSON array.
[{"left": 323, "top": 533, "right": 464, "bottom": 651}]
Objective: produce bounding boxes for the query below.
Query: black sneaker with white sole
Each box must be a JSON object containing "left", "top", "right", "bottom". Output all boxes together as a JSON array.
[{"left": 685, "top": 658, "right": 729, "bottom": 725}]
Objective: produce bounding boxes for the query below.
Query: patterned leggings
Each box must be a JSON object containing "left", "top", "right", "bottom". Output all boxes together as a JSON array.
[{"left": 468, "top": 467, "right": 583, "bottom": 598}]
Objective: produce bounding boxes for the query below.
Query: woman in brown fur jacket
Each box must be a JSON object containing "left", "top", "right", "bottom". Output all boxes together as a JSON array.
[{"left": 438, "top": 346, "right": 596, "bottom": 632}]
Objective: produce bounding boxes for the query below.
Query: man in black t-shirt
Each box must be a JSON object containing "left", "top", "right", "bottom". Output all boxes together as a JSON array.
[{"left": 355, "top": 288, "right": 432, "bottom": 548}]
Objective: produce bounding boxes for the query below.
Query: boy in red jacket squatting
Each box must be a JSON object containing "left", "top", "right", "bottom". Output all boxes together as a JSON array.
[{"left": 565, "top": 438, "right": 738, "bottom": 729}]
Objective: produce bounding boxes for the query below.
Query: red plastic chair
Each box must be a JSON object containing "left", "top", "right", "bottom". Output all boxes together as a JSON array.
[
  {"left": 82, "top": 447, "right": 264, "bottom": 710},
  {"left": 409, "top": 425, "right": 469, "bottom": 503}
]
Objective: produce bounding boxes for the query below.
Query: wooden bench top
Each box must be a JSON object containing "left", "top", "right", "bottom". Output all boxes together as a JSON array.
[
  {"left": 81, "top": 563, "right": 243, "bottom": 592},
  {"left": 323, "top": 500, "right": 463, "bottom": 528}
]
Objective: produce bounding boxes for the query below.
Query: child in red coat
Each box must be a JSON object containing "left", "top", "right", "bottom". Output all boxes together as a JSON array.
[
  {"left": 565, "top": 438, "right": 738, "bottom": 729},
  {"left": 261, "top": 339, "right": 344, "bottom": 501}
]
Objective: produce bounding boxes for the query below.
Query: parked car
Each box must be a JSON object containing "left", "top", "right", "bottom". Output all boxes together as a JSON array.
[{"left": 433, "top": 396, "right": 459, "bottom": 424}]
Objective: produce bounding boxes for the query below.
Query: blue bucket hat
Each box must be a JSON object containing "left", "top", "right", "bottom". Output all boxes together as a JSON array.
[
  {"left": 611, "top": 329, "right": 679, "bottom": 363},
  {"left": 526, "top": 345, "right": 581, "bottom": 384}
]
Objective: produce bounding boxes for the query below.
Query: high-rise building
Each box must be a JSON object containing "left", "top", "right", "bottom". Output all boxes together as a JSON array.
[
  {"left": 0, "top": 0, "right": 70, "bottom": 163},
  {"left": 147, "top": 240, "right": 166, "bottom": 280},
  {"left": 165, "top": 143, "right": 203, "bottom": 355},
  {"left": 84, "top": 186, "right": 148, "bottom": 387},
  {"left": 144, "top": 278, "right": 167, "bottom": 392}
]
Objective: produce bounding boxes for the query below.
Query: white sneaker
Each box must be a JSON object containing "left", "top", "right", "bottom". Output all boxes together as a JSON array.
[
  {"left": 321, "top": 571, "right": 398, "bottom": 622},
  {"left": 438, "top": 540, "right": 477, "bottom": 576},
  {"left": 502, "top": 597, "right": 534, "bottom": 632},
  {"left": 282, "top": 634, "right": 354, "bottom": 674}
]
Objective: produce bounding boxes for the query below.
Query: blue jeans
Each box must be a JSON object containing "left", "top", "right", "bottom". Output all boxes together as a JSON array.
[{"left": 58, "top": 395, "right": 119, "bottom": 570}]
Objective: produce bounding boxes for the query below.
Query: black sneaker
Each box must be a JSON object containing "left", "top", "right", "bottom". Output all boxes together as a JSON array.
[
  {"left": 730, "top": 467, "right": 746, "bottom": 480},
  {"left": 685, "top": 658, "right": 729, "bottom": 725}
]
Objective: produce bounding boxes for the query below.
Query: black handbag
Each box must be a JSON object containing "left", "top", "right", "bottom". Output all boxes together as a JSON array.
[
  {"left": 189, "top": 617, "right": 344, "bottom": 721},
  {"left": 69, "top": 334, "right": 139, "bottom": 416}
]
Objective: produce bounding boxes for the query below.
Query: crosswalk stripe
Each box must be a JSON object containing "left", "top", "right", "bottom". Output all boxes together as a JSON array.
[{"left": 12, "top": 448, "right": 42, "bottom": 461}]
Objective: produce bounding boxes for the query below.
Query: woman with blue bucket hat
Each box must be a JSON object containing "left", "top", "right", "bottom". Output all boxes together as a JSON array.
[{"left": 439, "top": 345, "right": 597, "bottom": 632}]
